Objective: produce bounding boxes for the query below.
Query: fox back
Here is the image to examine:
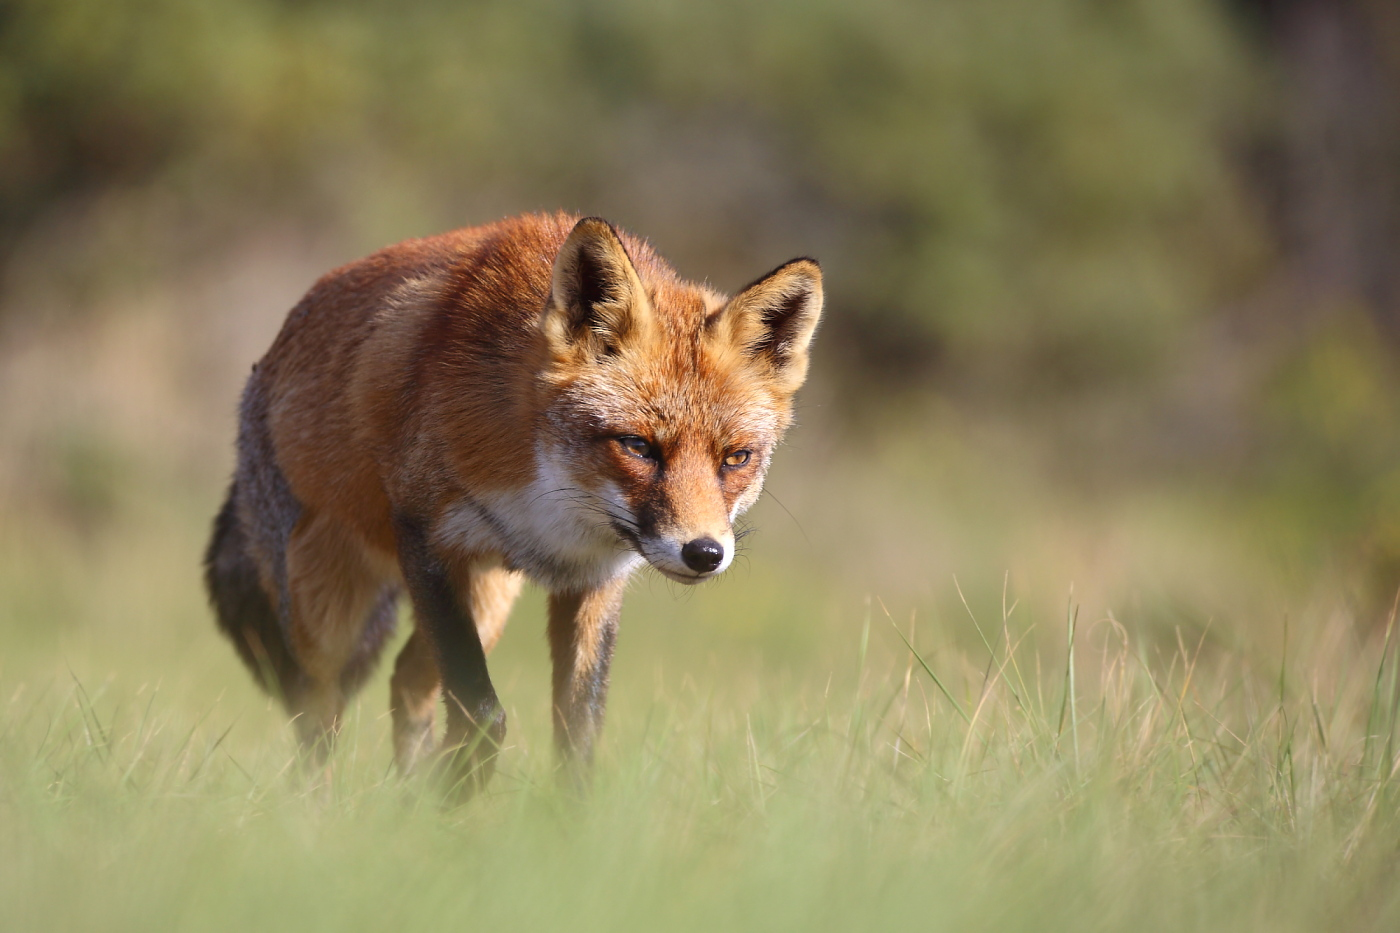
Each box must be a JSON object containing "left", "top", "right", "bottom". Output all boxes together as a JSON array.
[{"left": 204, "top": 212, "right": 823, "bottom": 791}]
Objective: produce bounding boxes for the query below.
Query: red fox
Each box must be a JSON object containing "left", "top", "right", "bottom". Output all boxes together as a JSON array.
[{"left": 203, "top": 212, "right": 822, "bottom": 791}]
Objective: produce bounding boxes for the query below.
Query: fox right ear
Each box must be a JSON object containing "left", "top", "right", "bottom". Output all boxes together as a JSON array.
[{"left": 545, "top": 218, "right": 653, "bottom": 359}]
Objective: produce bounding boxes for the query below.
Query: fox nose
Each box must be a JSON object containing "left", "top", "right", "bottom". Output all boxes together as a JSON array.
[{"left": 681, "top": 537, "right": 725, "bottom": 574}]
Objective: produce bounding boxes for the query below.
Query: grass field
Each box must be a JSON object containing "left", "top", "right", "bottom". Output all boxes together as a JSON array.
[
  {"left": 0, "top": 294, "right": 1394, "bottom": 931},
  {"left": 2, "top": 462, "right": 1398, "bottom": 933}
]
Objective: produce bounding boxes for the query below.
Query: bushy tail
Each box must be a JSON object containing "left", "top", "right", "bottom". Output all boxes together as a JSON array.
[{"left": 204, "top": 483, "right": 307, "bottom": 709}]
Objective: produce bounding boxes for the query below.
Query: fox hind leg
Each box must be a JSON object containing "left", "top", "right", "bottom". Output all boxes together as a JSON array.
[
  {"left": 339, "top": 585, "right": 400, "bottom": 700},
  {"left": 390, "top": 627, "right": 439, "bottom": 773},
  {"left": 470, "top": 564, "right": 524, "bottom": 655},
  {"left": 283, "top": 509, "right": 397, "bottom": 757}
]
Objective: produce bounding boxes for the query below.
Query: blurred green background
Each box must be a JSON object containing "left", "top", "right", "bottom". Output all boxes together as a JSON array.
[
  {"left": 8, "top": 5, "right": 1400, "bottom": 928},
  {"left": 2, "top": 0, "right": 1400, "bottom": 698}
]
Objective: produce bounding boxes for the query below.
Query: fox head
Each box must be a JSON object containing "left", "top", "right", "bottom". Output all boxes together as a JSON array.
[{"left": 538, "top": 217, "right": 823, "bottom": 585}]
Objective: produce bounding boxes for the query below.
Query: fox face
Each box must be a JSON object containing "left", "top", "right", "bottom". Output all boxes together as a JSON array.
[{"left": 533, "top": 219, "right": 823, "bottom": 587}]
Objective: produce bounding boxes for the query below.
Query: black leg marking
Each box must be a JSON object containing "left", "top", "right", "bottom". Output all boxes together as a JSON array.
[
  {"left": 548, "top": 580, "right": 626, "bottom": 787},
  {"left": 393, "top": 513, "right": 504, "bottom": 796}
]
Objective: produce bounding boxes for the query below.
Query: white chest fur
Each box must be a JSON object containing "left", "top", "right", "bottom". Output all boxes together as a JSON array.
[{"left": 433, "top": 445, "right": 642, "bottom": 591}]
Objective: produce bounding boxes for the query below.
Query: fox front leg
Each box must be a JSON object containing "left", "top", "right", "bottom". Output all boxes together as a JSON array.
[
  {"left": 393, "top": 515, "right": 505, "bottom": 797},
  {"left": 547, "top": 576, "right": 627, "bottom": 785}
]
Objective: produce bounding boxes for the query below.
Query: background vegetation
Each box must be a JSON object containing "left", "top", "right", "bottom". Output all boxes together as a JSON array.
[{"left": 2, "top": 0, "right": 1399, "bottom": 929}]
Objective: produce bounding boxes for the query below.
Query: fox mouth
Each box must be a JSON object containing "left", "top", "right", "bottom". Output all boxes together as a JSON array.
[{"left": 654, "top": 566, "right": 711, "bottom": 585}]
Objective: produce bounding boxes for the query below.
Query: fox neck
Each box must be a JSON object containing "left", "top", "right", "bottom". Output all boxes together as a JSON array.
[{"left": 436, "top": 442, "right": 642, "bottom": 592}]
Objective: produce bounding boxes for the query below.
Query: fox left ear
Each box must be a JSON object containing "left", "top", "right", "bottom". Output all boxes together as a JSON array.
[
  {"left": 717, "top": 258, "right": 824, "bottom": 394},
  {"left": 546, "top": 217, "right": 654, "bottom": 360}
]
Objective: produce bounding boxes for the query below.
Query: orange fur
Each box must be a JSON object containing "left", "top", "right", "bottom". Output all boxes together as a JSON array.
[{"left": 204, "top": 212, "right": 823, "bottom": 792}]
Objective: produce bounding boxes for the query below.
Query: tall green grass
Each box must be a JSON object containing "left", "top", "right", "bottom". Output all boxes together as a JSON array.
[{"left": 3, "top": 576, "right": 1397, "bottom": 932}]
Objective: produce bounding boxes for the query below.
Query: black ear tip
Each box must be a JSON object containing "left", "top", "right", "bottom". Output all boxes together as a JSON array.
[
  {"left": 570, "top": 216, "right": 620, "bottom": 239},
  {"left": 736, "top": 256, "right": 823, "bottom": 296},
  {"left": 787, "top": 258, "right": 822, "bottom": 283}
]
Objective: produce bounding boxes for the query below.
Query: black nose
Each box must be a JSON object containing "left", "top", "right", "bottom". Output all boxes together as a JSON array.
[{"left": 681, "top": 537, "right": 725, "bottom": 574}]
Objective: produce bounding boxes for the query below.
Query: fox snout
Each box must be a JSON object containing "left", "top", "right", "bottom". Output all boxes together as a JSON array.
[{"left": 640, "top": 529, "right": 735, "bottom": 584}]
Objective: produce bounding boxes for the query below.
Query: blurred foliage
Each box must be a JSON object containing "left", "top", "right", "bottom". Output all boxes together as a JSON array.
[
  {"left": 0, "top": 0, "right": 1267, "bottom": 393},
  {"left": 2, "top": 0, "right": 1399, "bottom": 614}
]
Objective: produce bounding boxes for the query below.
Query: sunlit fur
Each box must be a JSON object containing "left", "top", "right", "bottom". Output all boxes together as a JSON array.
[{"left": 204, "top": 211, "right": 822, "bottom": 786}]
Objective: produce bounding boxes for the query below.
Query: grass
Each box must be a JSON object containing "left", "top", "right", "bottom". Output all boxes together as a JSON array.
[
  {"left": 0, "top": 350, "right": 1395, "bottom": 932},
  {"left": 3, "top": 540, "right": 1398, "bottom": 932}
]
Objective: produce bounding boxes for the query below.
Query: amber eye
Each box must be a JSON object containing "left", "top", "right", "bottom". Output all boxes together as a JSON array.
[
  {"left": 723, "top": 449, "right": 751, "bottom": 468},
  {"left": 618, "top": 436, "right": 654, "bottom": 459}
]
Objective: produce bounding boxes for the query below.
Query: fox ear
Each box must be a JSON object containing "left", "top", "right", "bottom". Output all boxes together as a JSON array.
[
  {"left": 546, "top": 217, "right": 652, "bottom": 359},
  {"left": 718, "top": 258, "right": 823, "bottom": 394}
]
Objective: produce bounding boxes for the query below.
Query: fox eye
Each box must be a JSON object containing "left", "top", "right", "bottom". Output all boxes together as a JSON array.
[
  {"left": 723, "top": 449, "right": 751, "bottom": 468},
  {"left": 617, "top": 435, "right": 654, "bottom": 460}
]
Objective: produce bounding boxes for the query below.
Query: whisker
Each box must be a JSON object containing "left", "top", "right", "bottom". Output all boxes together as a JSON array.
[{"left": 528, "top": 486, "right": 583, "bottom": 506}]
